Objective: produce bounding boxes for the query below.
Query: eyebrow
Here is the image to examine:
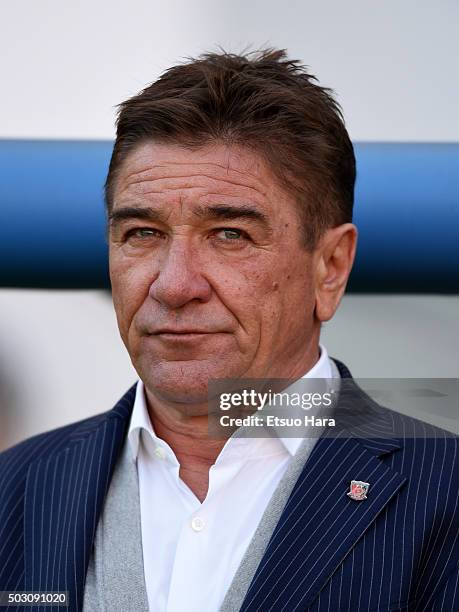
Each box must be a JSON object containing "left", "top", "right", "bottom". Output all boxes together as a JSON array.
[
  {"left": 194, "top": 204, "right": 269, "bottom": 225},
  {"left": 109, "top": 204, "right": 270, "bottom": 228},
  {"left": 109, "top": 206, "right": 165, "bottom": 227}
]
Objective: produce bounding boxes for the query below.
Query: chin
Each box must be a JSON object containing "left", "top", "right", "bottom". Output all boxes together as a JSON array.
[{"left": 134, "top": 357, "right": 239, "bottom": 405}]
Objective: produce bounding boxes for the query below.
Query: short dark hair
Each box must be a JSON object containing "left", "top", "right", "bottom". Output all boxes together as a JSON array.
[{"left": 105, "top": 48, "right": 356, "bottom": 249}]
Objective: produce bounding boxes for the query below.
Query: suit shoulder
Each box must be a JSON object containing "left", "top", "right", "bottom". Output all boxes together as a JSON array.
[
  {"left": 0, "top": 409, "right": 112, "bottom": 479},
  {"left": 0, "top": 383, "right": 137, "bottom": 476},
  {"left": 376, "top": 403, "right": 459, "bottom": 480},
  {"left": 380, "top": 402, "right": 459, "bottom": 442}
]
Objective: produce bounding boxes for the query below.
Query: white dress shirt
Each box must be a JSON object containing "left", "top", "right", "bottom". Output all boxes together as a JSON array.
[{"left": 128, "top": 344, "right": 336, "bottom": 612}]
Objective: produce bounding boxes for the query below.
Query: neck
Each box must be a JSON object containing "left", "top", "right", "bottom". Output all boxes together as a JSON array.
[
  {"left": 145, "top": 389, "right": 225, "bottom": 502},
  {"left": 143, "top": 342, "right": 322, "bottom": 501}
]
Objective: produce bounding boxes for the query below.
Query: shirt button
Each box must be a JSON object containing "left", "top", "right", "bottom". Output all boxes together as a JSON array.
[
  {"left": 154, "top": 446, "right": 166, "bottom": 460},
  {"left": 191, "top": 517, "right": 205, "bottom": 532}
]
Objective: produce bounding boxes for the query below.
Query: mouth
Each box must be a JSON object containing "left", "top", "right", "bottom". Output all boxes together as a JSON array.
[
  {"left": 152, "top": 329, "right": 213, "bottom": 335},
  {"left": 148, "top": 330, "right": 218, "bottom": 345}
]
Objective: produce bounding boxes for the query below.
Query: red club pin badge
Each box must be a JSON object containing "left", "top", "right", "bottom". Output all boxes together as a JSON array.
[{"left": 347, "top": 480, "right": 370, "bottom": 501}]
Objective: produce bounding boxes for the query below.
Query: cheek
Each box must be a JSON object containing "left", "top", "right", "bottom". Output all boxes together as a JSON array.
[
  {"left": 219, "top": 258, "right": 287, "bottom": 320},
  {"left": 110, "top": 259, "right": 152, "bottom": 337},
  {"left": 263, "top": 258, "right": 316, "bottom": 321}
]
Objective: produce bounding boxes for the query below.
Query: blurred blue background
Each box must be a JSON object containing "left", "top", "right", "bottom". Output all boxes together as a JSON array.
[{"left": 1, "top": 140, "right": 458, "bottom": 292}]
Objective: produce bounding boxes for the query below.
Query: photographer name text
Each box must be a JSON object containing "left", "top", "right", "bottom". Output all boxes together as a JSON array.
[{"left": 219, "top": 415, "right": 336, "bottom": 427}]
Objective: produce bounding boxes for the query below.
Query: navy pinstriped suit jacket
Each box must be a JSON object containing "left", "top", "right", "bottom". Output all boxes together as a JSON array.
[{"left": 0, "top": 359, "right": 458, "bottom": 612}]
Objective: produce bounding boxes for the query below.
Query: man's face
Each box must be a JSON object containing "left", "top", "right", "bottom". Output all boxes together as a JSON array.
[{"left": 109, "top": 141, "right": 322, "bottom": 405}]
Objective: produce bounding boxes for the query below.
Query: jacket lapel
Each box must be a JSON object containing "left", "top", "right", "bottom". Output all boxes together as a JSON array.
[
  {"left": 23, "top": 385, "right": 136, "bottom": 612},
  {"left": 240, "top": 363, "right": 408, "bottom": 612}
]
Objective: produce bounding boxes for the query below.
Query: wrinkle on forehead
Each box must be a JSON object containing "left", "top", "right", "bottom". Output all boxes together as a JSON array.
[
  {"left": 119, "top": 167, "right": 267, "bottom": 194},
  {"left": 114, "top": 142, "right": 271, "bottom": 202},
  {"left": 117, "top": 175, "right": 269, "bottom": 204},
  {"left": 125, "top": 158, "right": 262, "bottom": 180},
  {"left": 122, "top": 141, "right": 263, "bottom": 176}
]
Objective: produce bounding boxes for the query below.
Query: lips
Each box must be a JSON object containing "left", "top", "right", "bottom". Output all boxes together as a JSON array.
[
  {"left": 148, "top": 329, "right": 217, "bottom": 344},
  {"left": 152, "top": 329, "right": 212, "bottom": 334}
]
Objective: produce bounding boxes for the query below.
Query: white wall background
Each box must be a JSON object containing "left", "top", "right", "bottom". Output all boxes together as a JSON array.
[
  {"left": 1, "top": 0, "right": 458, "bottom": 450},
  {"left": 1, "top": 0, "right": 458, "bottom": 141}
]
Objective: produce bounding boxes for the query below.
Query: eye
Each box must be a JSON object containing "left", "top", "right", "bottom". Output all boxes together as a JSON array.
[
  {"left": 214, "top": 228, "right": 248, "bottom": 241},
  {"left": 125, "top": 227, "right": 163, "bottom": 241}
]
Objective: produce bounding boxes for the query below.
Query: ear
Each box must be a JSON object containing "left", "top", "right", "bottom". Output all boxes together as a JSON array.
[{"left": 314, "top": 223, "right": 358, "bottom": 322}]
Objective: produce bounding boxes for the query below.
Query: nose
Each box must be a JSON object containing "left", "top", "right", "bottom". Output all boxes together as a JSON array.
[{"left": 148, "top": 238, "right": 212, "bottom": 309}]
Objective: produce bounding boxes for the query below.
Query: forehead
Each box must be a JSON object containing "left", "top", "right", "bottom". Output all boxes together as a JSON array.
[{"left": 112, "top": 140, "right": 289, "bottom": 209}]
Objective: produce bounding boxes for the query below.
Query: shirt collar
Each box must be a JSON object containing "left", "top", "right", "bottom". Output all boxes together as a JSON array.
[
  {"left": 259, "top": 343, "right": 336, "bottom": 456},
  {"left": 128, "top": 379, "right": 157, "bottom": 460},
  {"left": 128, "top": 343, "right": 338, "bottom": 460}
]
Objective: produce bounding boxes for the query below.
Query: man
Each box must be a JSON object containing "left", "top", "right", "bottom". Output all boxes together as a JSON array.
[{"left": 0, "top": 49, "right": 457, "bottom": 612}]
